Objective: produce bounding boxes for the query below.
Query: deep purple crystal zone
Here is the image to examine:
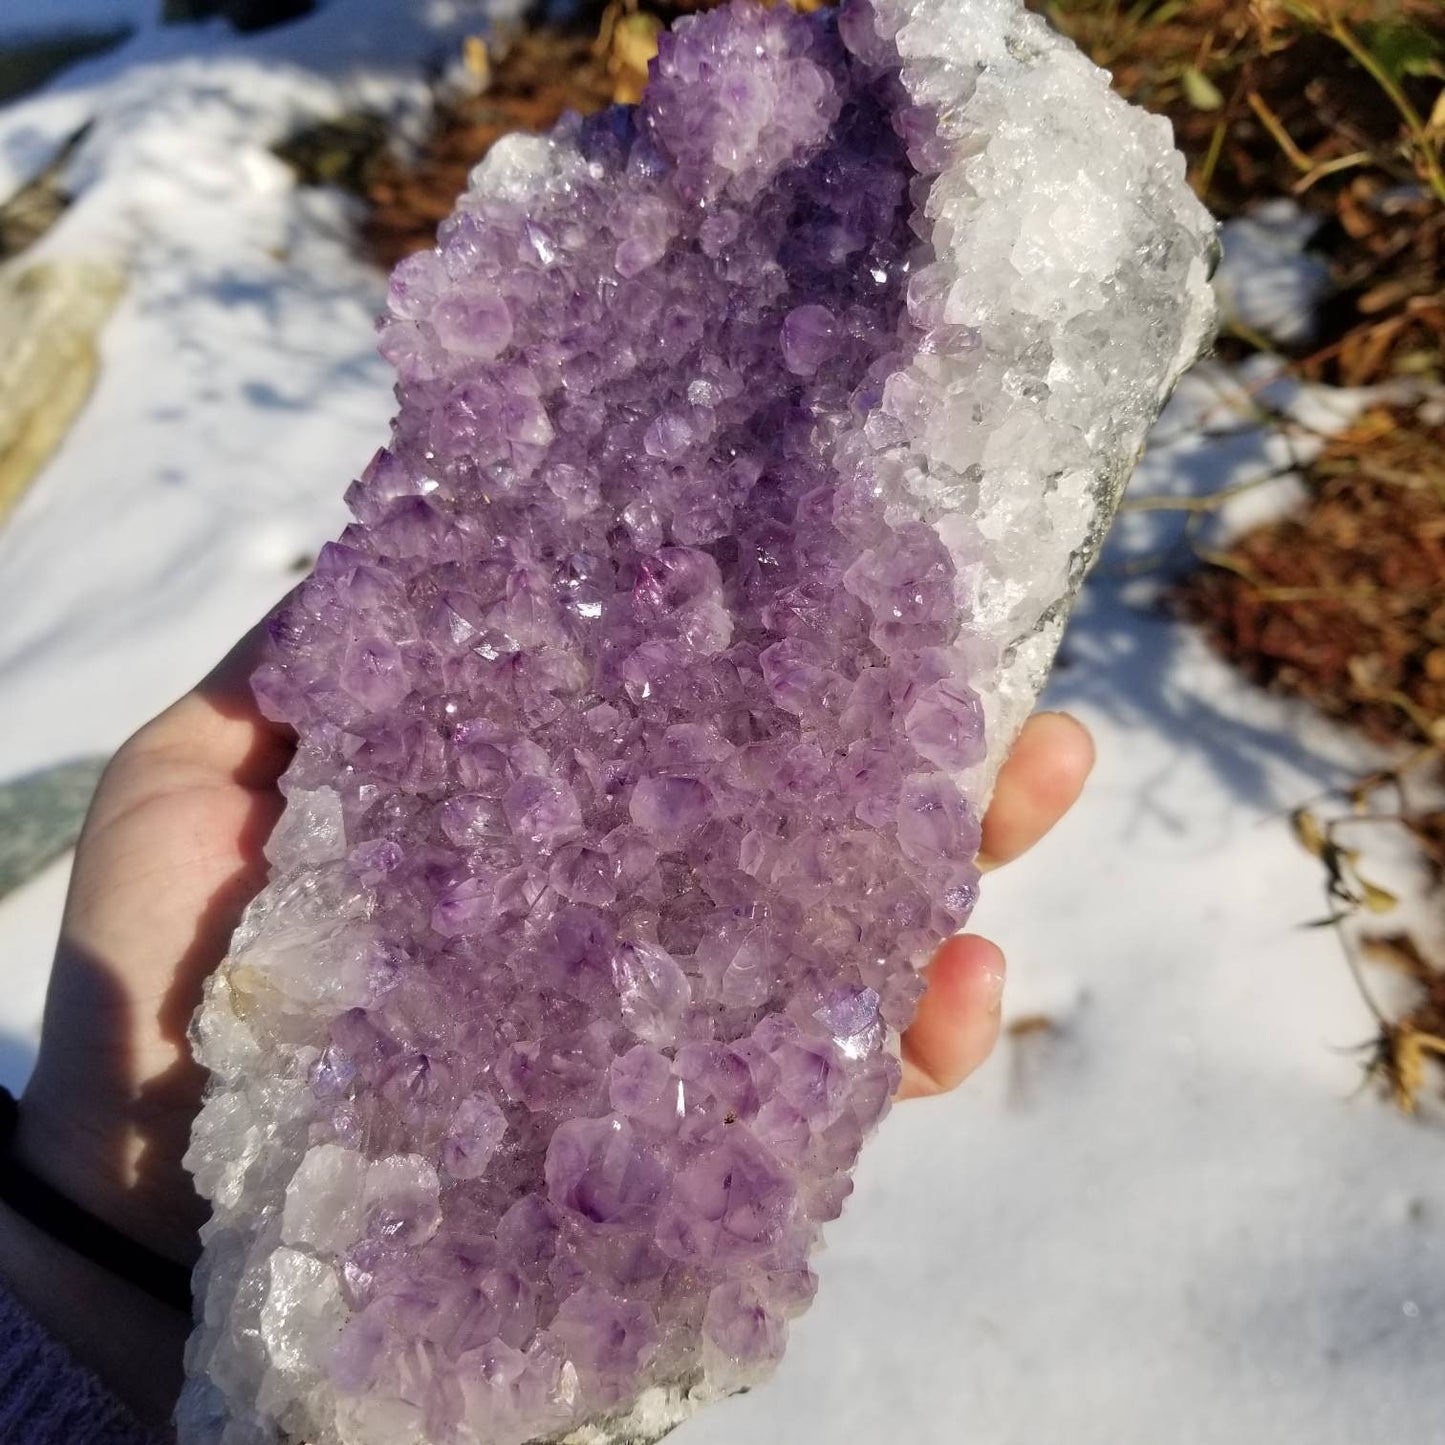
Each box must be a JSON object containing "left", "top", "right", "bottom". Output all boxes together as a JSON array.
[{"left": 252, "top": 3, "right": 984, "bottom": 1434}]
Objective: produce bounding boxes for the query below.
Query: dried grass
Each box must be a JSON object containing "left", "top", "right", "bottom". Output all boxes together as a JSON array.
[
  {"left": 1176, "top": 397, "right": 1445, "bottom": 1108},
  {"left": 1177, "top": 403, "right": 1445, "bottom": 751}
]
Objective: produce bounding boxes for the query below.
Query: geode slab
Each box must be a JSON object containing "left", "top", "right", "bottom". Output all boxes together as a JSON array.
[{"left": 179, "top": 2, "right": 1215, "bottom": 1442}]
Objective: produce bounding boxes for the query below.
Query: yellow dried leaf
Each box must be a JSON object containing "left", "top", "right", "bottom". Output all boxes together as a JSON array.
[
  {"left": 1006, "top": 1014, "right": 1056, "bottom": 1038},
  {"left": 1290, "top": 807, "right": 1328, "bottom": 859},
  {"left": 1357, "top": 876, "right": 1399, "bottom": 914},
  {"left": 1181, "top": 65, "right": 1224, "bottom": 111},
  {"left": 1347, "top": 653, "right": 1386, "bottom": 693},
  {"left": 609, "top": 11, "right": 662, "bottom": 104},
  {"left": 462, "top": 35, "right": 491, "bottom": 88},
  {"left": 1389, "top": 1028, "right": 1445, "bottom": 1114}
]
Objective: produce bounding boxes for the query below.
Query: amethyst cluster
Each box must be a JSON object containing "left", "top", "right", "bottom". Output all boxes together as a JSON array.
[{"left": 180, "top": 2, "right": 1215, "bottom": 1442}]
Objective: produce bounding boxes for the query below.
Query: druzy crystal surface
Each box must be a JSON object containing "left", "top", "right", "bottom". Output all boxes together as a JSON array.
[{"left": 180, "top": 3, "right": 1215, "bottom": 1442}]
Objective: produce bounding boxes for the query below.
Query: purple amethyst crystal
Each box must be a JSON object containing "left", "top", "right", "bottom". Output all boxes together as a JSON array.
[{"left": 181, "top": 2, "right": 1215, "bottom": 1441}]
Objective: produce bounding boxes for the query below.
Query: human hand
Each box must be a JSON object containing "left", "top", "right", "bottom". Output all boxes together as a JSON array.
[
  {"left": 897, "top": 710, "right": 1093, "bottom": 1099},
  {"left": 16, "top": 625, "right": 1093, "bottom": 1275}
]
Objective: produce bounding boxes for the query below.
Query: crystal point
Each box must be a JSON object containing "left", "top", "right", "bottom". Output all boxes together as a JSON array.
[{"left": 180, "top": 1, "right": 1215, "bottom": 1440}]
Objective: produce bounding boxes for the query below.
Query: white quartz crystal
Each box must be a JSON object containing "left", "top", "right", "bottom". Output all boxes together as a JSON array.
[{"left": 859, "top": 0, "right": 1216, "bottom": 783}]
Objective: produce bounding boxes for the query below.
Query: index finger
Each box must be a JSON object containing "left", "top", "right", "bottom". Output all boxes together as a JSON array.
[{"left": 978, "top": 711, "right": 1094, "bottom": 870}]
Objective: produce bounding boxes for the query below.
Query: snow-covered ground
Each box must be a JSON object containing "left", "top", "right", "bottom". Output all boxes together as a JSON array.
[{"left": 1, "top": 10, "right": 1441, "bottom": 1443}]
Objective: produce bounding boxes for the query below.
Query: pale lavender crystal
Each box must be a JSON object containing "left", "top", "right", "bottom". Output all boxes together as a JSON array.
[{"left": 181, "top": 2, "right": 1216, "bottom": 1441}]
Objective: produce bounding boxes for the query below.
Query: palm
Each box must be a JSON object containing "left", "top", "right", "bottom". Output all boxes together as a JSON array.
[
  {"left": 19, "top": 621, "right": 1091, "bottom": 1271},
  {"left": 21, "top": 632, "right": 289, "bottom": 1263}
]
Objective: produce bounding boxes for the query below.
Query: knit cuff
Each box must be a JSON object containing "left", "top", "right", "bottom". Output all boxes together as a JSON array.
[{"left": 0, "top": 1278, "right": 160, "bottom": 1445}]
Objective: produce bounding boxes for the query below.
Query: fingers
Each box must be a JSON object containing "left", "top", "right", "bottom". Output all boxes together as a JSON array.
[
  {"left": 979, "top": 710, "right": 1094, "bottom": 870},
  {"left": 896, "top": 711, "right": 1093, "bottom": 1101},
  {"left": 898, "top": 933, "right": 1006, "bottom": 1100}
]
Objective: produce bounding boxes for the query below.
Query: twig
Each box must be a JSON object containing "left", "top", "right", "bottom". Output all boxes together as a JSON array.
[{"left": 1247, "top": 89, "right": 1313, "bottom": 172}]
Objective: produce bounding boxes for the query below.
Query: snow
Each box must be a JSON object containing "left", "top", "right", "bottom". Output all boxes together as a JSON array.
[
  {"left": 0, "top": 11, "right": 1440, "bottom": 1444},
  {"left": 1113, "top": 353, "right": 1426, "bottom": 580},
  {"left": 1214, "top": 198, "right": 1331, "bottom": 347}
]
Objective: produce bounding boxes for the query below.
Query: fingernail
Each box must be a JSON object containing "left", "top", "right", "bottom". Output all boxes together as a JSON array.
[{"left": 982, "top": 957, "right": 1006, "bottom": 1012}]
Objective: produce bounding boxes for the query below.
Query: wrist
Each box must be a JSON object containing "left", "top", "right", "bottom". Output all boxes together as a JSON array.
[
  {"left": 3, "top": 1078, "right": 197, "bottom": 1315},
  {"left": 16, "top": 1052, "right": 205, "bottom": 1268},
  {"left": 0, "top": 1194, "right": 188, "bottom": 1431}
]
